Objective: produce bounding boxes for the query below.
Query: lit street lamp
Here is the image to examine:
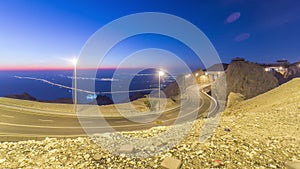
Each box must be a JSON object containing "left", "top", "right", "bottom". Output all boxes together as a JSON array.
[
  {"left": 158, "top": 70, "right": 165, "bottom": 111},
  {"left": 71, "top": 58, "right": 78, "bottom": 113}
]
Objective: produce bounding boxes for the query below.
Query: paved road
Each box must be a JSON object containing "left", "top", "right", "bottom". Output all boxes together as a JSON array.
[{"left": 0, "top": 85, "right": 214, "bottom": 140}]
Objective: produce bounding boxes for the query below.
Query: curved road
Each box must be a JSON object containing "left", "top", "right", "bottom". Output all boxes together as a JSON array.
[{"left": 0, "top": 85, "right": 214, "bottom": 141}]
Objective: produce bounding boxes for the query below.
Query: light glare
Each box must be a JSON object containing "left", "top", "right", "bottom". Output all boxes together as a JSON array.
[
  {"left": 159, "top": 71, "right": 165, "bottom": 76},
  {"left": 71, "top": 58, "right": 78, "bottom": 66}
]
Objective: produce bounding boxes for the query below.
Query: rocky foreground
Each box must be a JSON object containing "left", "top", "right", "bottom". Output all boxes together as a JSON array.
[{"left": 0, "top": 79, "right": 299, "bottom": 168}]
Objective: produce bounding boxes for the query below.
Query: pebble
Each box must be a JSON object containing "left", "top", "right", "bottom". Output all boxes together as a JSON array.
[
  {"left": 118, "top": 144, "right": 134, "bottom": 153},
  {"left": 0, "top": 158, "right": 6, "bottom": 164},
  {"left": 84, "top": 154, "right": 90, "bottom": 160},
  {"left": 161, "top": 156, "right": 182, "bottom": 169},
  {"left": 93, "top": 153, "right": 102, "bottom": 161}
]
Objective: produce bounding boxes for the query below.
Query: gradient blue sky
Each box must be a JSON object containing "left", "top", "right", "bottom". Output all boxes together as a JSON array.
[{"left": 0, "top": 0, "right": 299, "bottom": 70}]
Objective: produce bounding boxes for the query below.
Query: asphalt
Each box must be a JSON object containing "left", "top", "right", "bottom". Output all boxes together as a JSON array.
[{"left": 0, "top": 85, "right": 214, "bottom": 141}]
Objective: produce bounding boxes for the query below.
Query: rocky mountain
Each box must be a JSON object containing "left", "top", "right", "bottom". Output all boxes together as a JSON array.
[{"left": 212, "top": 61, "right": 279, "bottom": 100}]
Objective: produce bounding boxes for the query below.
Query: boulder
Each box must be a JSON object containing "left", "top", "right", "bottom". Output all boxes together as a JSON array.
[{"left": 212, "top": 61, "right": 279, "bottom": 100}]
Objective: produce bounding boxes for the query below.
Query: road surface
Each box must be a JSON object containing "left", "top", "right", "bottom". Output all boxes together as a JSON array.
[{"left": 0, "top": 85, "right": 215, "bottom": 141}]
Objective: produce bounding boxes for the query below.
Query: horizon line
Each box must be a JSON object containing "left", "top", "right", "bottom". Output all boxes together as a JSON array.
[
  {"left": 0, "top": 66, "right": 188, "bottom": 71},
  {"left": 0, "top": 66, "right": 139, "bottom": 71}
]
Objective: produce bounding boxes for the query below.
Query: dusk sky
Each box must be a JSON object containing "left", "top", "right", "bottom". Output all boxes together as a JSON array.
[{"left": 0, "top": 0, "right": 300, "bottom": 70}]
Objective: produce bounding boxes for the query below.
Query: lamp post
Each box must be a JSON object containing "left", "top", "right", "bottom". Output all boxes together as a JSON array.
[
  {"left": 71, "top": 58, "right": 78, "bottom": 113},
  {"left": 158, "top": 70, "right": 164, "bottom": 111},
  {"left": 184, "top": 74, "right": 191, "bottom": 88}
]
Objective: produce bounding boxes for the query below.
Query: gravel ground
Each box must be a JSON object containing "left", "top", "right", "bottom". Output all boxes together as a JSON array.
[{"left": 0, "top": 78, "right": 299, "bottom": 168}]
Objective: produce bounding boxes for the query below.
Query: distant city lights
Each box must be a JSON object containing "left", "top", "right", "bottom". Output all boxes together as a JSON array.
[{"left": 185, "top": 74, "right": 191, "bottom": 78}]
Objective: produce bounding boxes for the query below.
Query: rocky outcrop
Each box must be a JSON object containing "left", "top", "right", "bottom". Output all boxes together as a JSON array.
[
  {"left": 212, "top": 61, "right": 279, "bottom": 100},
  {"left": 163, "top": 82, "right": 180, "bottom": 98},
  {"left": 287, "top": 62, "right": 300, "bottom": 79},
  {"left": 4, "top": 93, "right": 37, "bottom": 101}
]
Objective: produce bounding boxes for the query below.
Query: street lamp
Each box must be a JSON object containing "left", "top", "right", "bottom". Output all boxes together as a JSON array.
[
  {"left": 158, "top": 70, "right": 165, "bottom": 111},
  {"left": 71, "top": 58, "right": 78, "bottom": 113}
]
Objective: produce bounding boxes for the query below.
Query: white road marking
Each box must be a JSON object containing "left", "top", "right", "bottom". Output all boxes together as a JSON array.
[
  {"left": 1, "top": 115, "right": 15, "bottom": 118},
  {"left": 38, "top": 119, "right": 54, "bottom": 122}
]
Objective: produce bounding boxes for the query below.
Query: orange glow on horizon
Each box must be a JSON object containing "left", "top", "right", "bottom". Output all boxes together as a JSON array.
[
  {"left": 0, "top": 66, "right": 74, "bottom": 71},
  {"left": 0, "top": 65, "right": 149, "bottom": 71}
]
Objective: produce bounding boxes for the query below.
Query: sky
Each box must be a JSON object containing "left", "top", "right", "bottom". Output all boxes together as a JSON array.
[{"left": 0, "top": 0, "right": 300, "bottom": 70}]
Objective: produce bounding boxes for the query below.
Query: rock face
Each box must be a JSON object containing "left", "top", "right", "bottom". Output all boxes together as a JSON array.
[
  {"left": 269, "top": 62, "right": 300, "bottom": 85},
  {"left": 226, "top": 92, "right": 245, "bottom": 108},
  {"left": 286, "top": 62, "right": 300, "bottom": 80},
  {"left": 213, "top": 61, "right": 279, "bottom": 100},
  {"left": 288, "top": 62, "right": 300, "bottom": 75},
  {"left": 163, "top": 82, "right": 180, "bottom": 98},
  {"left": 4, "top": 92, "right": 37, "bottom": 101}
]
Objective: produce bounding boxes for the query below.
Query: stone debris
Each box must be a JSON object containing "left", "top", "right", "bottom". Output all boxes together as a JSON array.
[
  {"left": 286, "top": 160, "right": 300, "bottom": 169},
  {"left": 118, "top": 144, "right": 134, "bottom": 153},
  {"left": 213, "top": 159, "right": 224, "bottom": 167},
  {"left": 161, "top": 156, "right": 182, "bottom": 169},
  {"left": 224, "top": 128, "right": 231, "bottom": 132},
  {"left": 0, "top": 158, "right": 6, "bottom": 164},
  {"left": 92, "top": 153, "right": 102, "bottom": 161}
]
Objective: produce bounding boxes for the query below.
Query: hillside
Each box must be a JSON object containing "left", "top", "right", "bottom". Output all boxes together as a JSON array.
[
  {"left": 0, "top": 79, "right": 299, "bottom": 168},
  {"left": 222, "top": 77, "right": 300, "bottom": 140}
]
